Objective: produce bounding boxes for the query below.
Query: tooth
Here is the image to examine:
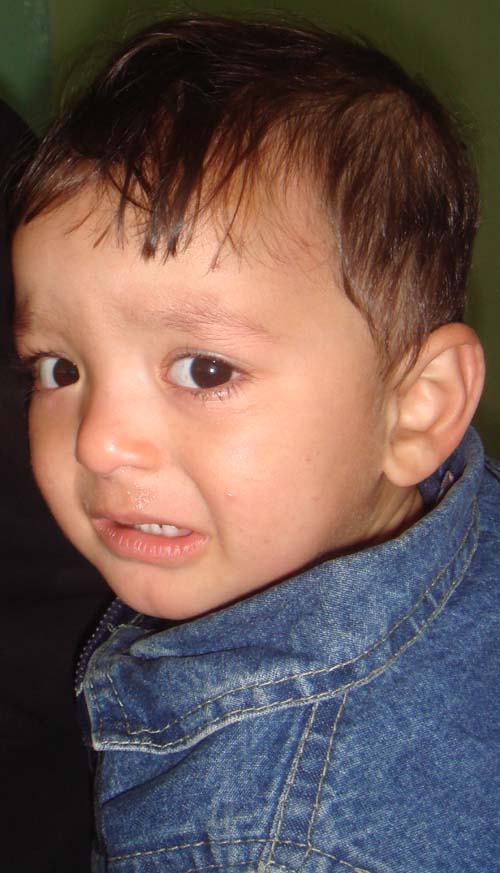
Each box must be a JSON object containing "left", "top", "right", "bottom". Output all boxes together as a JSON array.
[
  {"left": 162, "top": 524, "right": 188, "bottom": 536},
  {"left": 133, "top": 522, "right": 191, "bottom": 537}
]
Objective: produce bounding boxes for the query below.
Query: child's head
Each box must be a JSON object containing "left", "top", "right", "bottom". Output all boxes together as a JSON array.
[{"left": 11, "top": 16, "right": 484, "bottom": 618}]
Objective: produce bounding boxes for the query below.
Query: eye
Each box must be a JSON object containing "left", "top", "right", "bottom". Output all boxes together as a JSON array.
[
  {"left": 38, "top": 356, "right": 79, "bottom": 389},
  {"left": 168, "top": 355, "right": 236, "bottom": 391}
]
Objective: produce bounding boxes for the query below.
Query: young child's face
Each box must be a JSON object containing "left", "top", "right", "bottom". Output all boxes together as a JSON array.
[{"left": 13, "top": 185, "right": 405, "bottom": 619}]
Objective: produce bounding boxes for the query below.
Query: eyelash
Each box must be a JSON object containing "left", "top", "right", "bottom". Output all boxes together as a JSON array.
[
  {"left": 15, "top": 349, "right": 247, "bottom": 404},
  {"left": 187, "top": 381, "right": 241, "bottom": 404},
  {"left": 166, "top": 351, "right": 245, "bottom": 403},
  {"left": 14, "top": 350, "right": 55, "bottom": 393}
]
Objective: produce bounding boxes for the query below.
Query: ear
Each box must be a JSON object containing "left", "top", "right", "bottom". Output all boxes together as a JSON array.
[{"left": 383, "top": 324, "right": 485, "bottom": 487}]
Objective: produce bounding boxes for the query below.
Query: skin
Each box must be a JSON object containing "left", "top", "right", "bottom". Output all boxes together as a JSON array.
[{"left": 13, "top": 187, "right": 422, "bottom": 619}]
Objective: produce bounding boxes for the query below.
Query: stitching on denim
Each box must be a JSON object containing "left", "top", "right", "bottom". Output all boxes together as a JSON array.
[
  {"left": 109, "top": 837, "right": 371, "bottom": 871},
  {"left": 305, "top": 693, "right": 347, "bottom": 856},
  {"left": 100, "top": 506, "right": 478, "bottom": 750},
  {"left": 103, "top": 569, "right": 471, "bottom": 751},
  {"left": 424, "top": 590, "right": 437, "bottom": 608},
  {"left": 183, "top": 863, "right": 289, "bottom": 873},
  {"left": 105, "top": 504, "right": 478, "bottom": 740},
  {"left": 89, "top": 677, "right": 103, "bottom": 739},
  {"left": 261, "top": 704, "right": 318, "bottom": 872},
  {"left": 182, "top": 863, "right": 303, "bottom": 873},
  {"left": 110, "top": 505, "right": 476, "bottom": 735},
  {"left": 263, "top": 866, "right": 298, "bottom": 873},
  {"left": 100, "top": 609, "right": 453, "bottom": 751},
  {"left": 106, "top": 669, "right": 133, "bottom": 734},
  {"left": 110, "top": 838, "right": 269, "bottom": 862},
  {"left": 306, "top": 846, "right": 371, "bottom": 872}
]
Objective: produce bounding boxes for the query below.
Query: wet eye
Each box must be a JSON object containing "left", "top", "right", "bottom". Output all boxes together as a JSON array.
[
  {"left": 169, "top": 356, "right": 235, "bottom": 390},
  {"left": 38, "top": 356, "right": 79, "bottom": 389}
]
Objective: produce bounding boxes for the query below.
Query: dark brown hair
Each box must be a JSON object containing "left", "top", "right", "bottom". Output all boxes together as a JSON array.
[{"left": 9, "top": 15, "right": 479, "bottom": 371}]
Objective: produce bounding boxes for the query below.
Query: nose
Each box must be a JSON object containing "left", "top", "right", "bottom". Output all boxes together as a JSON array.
[{"left": 75, "top": 389, "right": 161, "bottom": 476}]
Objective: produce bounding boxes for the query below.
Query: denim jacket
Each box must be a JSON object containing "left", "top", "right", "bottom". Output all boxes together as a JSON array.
[{"left": 77, "top": 429, "right": 500, "bottom": 872}]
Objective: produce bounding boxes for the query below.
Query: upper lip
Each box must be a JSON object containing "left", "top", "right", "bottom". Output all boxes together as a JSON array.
[{"left": 90, "top": 509, "right": 194, "bottom": 530}]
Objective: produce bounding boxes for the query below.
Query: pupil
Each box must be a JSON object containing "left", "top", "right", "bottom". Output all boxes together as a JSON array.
[
  {"left": 190, "top": 357, "right": 232, "bottom": 389},
  {"left": 54, "top": 358, "right": 79, "bottom": 386}
]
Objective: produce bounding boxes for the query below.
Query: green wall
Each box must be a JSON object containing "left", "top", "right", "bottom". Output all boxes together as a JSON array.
[
  {"left": 1, "top": 0, "right": 498, "bottom": 452},
  {"left": 0, "top": 0, "right": 51, "bottom": 129}
]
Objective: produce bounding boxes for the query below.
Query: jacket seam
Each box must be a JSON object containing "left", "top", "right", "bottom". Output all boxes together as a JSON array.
[
  {"left": 108, "top": 836, "right": 372, "bottom": 872},
  {"left": 305, "top": 694, "right": 348, "bottom": 856},
  {"left": 94, "top": 504, "right": 479, "bottom": 749},
  {"left": 184, "top": 864, "right": 293, "bottom": 873},
  {"left": 107, "top": 669, "right": 134, "bottom": 735},
  {"left": 260, "top": 703, "right": 319, "bottom": 871},
  {"left": 98, "top": 503, "right": 478, "bottom": 741},
  {"left": 89, "top": 676, "right": 104, "bottom": 738},
  {"left": 99, "top": 572, "right": 466, "bottom": 750}
]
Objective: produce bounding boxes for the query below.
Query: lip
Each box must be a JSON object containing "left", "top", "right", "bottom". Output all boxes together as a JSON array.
[{"left": 93, "top": 517, "right": 209, "bottom": 565}]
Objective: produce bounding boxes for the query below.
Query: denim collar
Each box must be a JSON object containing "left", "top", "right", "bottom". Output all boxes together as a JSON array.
[{"left": 80, "top": 429, "right": 483, "bottom": 752}]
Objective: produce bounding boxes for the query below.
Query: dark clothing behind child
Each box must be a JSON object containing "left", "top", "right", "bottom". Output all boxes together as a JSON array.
[
  {"left": 0, "top": 101, "right": 110, "bottom": 873},
  {"left": 78, "top": 429, "right": 499, "bottom": 871}
]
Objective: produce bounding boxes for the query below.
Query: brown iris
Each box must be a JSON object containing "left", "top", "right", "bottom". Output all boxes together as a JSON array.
[{"left": 189, "top": 357, "right": 233, "bottom": 389}]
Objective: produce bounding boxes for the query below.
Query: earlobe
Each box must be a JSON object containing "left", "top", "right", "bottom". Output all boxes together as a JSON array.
[{"left": 384, "top": 324, "right": 485, "bottom": 487}]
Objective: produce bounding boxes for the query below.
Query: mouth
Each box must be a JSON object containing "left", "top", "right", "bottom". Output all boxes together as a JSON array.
[{"left": 92, "top": 517, "right": 208, "bottom": 565}]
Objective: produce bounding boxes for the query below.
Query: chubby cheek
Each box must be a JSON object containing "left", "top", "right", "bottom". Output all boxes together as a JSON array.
[
  {"left": 28, "top": 403, "right": 76, "bottom": 524},
  {"left": 205, "top": 388, "right": 384, "bottom": 572},
  {"left": 204, "top": 422, "right": 339, "bottom": 566}
]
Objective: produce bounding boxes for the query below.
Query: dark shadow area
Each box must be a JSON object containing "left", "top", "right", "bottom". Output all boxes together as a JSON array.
[{"left": 0, "top": 100, "right": 111, "bottom": 873}]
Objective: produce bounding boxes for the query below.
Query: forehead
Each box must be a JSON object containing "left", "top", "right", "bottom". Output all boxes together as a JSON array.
[
  {"left": 13, "top": 179, "right": 334, "bottom": 298},
  {"left": 15, "top": 164, "right": 333, "bottom": 259},
  {"left": 12, "top": 180, "right": 376, "bottom": 375}
]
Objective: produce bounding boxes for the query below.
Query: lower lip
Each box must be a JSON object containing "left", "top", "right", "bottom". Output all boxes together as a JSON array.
[{"left": 93, "top": 519, "right": 208, "bottom": 565}]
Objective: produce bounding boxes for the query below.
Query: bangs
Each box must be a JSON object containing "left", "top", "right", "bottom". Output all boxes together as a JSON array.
[{"left": 9, "top": 15, "right": 479, "bottom": 373}]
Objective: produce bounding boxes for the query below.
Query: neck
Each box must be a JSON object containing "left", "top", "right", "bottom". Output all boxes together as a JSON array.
[{"left": 367, "top": 481, "right": 425, "bottom": 548}]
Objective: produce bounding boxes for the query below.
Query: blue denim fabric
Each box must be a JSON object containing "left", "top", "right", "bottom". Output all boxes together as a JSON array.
[{"left": 78, "top": 429, "right": 500, "bottom": 872}]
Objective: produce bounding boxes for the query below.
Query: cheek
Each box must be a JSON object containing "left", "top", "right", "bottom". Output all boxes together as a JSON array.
[
  {"left": 28, "top": 402, "right": 72, "bottom": 505},
  {"left": 200, "top": 417, "right": 331, "bottom": 533},
  {"left": 203, "top": 387, "right": 385, "bottom": 540}
]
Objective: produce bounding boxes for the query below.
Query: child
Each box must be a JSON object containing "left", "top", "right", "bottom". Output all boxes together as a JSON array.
[{"left": 10, "top": 15, "right": 499, "bottom": 872}]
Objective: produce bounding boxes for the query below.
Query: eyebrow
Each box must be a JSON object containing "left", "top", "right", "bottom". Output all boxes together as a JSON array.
[
  {"left": 139, "top": 295, "right": 273, "bottom": 341},
  {"left": 12, "top": 299, "right": 36, "bottom": 339},
  {"left": 13, "top": 293, "right": 273, "bottom": 344}
]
